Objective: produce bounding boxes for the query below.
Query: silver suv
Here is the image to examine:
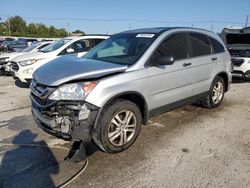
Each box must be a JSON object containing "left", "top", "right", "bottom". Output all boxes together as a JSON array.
[{"left": 31, "top": 27, "right": 232, "bottom": 154}]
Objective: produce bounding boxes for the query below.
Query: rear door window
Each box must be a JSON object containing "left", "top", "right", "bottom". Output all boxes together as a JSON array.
[{"left": 189, "top": 33, "right": 212, "bottom": 57}]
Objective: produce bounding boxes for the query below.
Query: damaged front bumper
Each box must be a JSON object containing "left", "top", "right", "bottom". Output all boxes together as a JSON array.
[{"left": 31, "top": 94, "right": 99, "bottom": 142}]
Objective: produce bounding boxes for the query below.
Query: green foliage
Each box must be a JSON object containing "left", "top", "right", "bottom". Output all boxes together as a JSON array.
[
  {"left": 9, "top": 16, "right": 26, "bottom": 36},
  {"left": 72, "top": 29, "right": 85, "bottom": 35},
  {"left": 0, "top": 16, "right": 76, "bottom": 38}
]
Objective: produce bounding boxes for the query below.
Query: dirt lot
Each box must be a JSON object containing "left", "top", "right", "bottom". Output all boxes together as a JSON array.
[{"left": 0, "top": 76, "right": 250, "bottom": 188}]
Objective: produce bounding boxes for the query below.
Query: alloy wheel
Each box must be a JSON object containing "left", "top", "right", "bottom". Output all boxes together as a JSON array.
[
  {"left": 212, "top": 81, "right": 224, "bottom": 104},
  {"left": 108, "top": 110, "right": 137, "bottom": 147}
]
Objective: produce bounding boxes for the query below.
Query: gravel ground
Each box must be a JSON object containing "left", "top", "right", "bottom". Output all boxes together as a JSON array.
[{"left": 0, "top": 76, "right": 250, "bottom": 188}]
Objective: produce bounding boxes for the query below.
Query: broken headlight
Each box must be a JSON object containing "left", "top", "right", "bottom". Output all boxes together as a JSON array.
[{"left": 48, "top": 81, "right": 97, "bottom": 101}]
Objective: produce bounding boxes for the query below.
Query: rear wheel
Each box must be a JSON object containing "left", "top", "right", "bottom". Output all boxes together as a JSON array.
[
  {"left": 201, "top": 76, "right": 225, "bottom": 108},
  {"left": 93, "top": 100, "right": 142, "bottom": 153}
]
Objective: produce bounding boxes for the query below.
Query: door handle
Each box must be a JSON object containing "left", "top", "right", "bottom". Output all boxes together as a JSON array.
[
  {"left": 211, "top": 57, "right": 218, "bottom": 61},
  {"left": 183, "top": 62, "right": 192, "bottom": 67}
]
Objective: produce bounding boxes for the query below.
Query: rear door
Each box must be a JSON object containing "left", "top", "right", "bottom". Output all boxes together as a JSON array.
[
  {"left": 187, "top": 32, "right": 215, "bottom": 95},
  {"left": 147, "top": 32, "right": 193, "bottom": 112}
]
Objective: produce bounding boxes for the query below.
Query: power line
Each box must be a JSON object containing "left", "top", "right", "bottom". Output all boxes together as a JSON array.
[{"left": 0, "top": 14, "right": 245, "bottom": 25}]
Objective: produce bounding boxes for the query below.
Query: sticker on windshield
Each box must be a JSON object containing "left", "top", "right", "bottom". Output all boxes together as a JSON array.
[{"left": 136, "top": 34, "right": 155, "bottom": 38}]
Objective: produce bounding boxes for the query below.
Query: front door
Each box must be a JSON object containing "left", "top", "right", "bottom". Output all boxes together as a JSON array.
[{"left": 147, "top": 32, "right": 193, "bottom": 112}]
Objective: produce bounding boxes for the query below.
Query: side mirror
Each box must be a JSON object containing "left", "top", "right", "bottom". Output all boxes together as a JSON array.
[
  {"left": 66, "top": 48, "right": 75, "bottom": 53},
  {"left": 154, "top": 55, "right": 174, "bottom": 66}
]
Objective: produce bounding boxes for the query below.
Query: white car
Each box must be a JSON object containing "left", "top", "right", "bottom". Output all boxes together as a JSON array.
[
  {"left": 0, "top": 41, "right": 52, "bottom": 75},
  {"left": 11, "top": 35, "right": 109, "bottom": 83},
  {"left": 221, "top": 27, "right": 250, "bottom": 80}
]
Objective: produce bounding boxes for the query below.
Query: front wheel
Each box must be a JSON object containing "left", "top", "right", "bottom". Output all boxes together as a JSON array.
[
  {"left": 93, "top": 100, "right": 142, "bottom": 154},
  {"left": 201, "top": 76, "right": 225, "bottom": 108}
]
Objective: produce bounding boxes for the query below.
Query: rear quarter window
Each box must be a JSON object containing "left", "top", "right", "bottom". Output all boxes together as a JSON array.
[
  {"left": 189, "top": 33, "right": 212, "bottom": 57},
  {"left": 209, "top": 37, "right": 225, "bottom": 54}
]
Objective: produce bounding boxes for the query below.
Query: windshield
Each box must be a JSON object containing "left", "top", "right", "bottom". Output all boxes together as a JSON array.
[
  {"left": 84, "top": 33, "right": 156, "bottom": 65},
  {"left": 22, "top": 42, "right": 41, "bottom": 52},
  {"left": 226, "top": 34, "right": 250, "bottom": 45},
  {"left": 40, "top": 39, "right": 70, "bottom": 53}
]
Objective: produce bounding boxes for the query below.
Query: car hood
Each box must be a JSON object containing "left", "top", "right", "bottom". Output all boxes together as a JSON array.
[
  {"left": 33, "top": 56, "right": 128, "bottom": 86},
  {"left": 221, "top": 27, "right": 250, "bottom": 48},
  {"left": 227, "top": 44, "right": 250, "bottom": 50},
  {"left": 0, "top": 52, "right": 24, "bottom": 59},
  {"left": 12, "top": 51, "right": 52, "bottom": 62}
]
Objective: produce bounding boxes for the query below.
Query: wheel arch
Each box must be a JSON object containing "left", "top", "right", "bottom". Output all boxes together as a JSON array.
[
  {"left": 215, "top": 71, "right": 229, "bottom": 92},
  {"left": 93, "top": 91, "right": 149, "bottom": 129}
]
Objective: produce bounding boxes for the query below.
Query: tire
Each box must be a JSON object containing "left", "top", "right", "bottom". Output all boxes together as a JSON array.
[
  {"left": 93, "top": 99, "right": 142, "bottom": 154},
  {"left": 0, "top": 68, "right": 4, "bottom": 76},
  {"left": 201, "top": 76, "right": 225, "bottom": 108}
]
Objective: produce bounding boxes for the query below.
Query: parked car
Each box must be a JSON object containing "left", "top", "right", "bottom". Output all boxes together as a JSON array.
[
  {"left": 31, "top": 27, "right": 232, "bottom": 154},
  {"left": 0, "top": 41, "right": 52, "bottom": 75},
  {"left": 18, "top": 38, "right": 38, "bottom": 46},
  {"left": 221, "top": 27, "right": 250, "bottom": 80},
  {"left": 11, "top": 35, "right": 109, "bottom": 83},
  {"left": 0, "top": 39, "right": 4, "bottom": 46},
  {"left": 0, "top": 40, "right": 28, "bottom": 52}
]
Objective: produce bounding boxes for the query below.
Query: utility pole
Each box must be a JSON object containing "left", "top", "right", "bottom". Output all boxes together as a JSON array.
[
  {"left": 245, "top": 15, "right": 248, "bottom": 28},
  {"left": 128, "top": 23, "right": 131, "bottom": 30},
  {"left": 211, "top": 20, "right": 214, "bottom": 31},
  {"left": 8, "top": 19, "right": 11, "bottom": 36},
  {"left": 67, "top": 22, "right": 70, "bottom": 36}
]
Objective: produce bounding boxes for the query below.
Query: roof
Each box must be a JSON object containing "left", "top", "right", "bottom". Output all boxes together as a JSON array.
[
  {"left": 119, "top": 27, "right": 173, "bottom": 34},
  {"left": 118, "top": 27, "right": 213, "bottom": 35}
]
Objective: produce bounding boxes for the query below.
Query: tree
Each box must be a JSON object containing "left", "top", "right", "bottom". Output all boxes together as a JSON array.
[
  {"left": 72, "top": 29, "right": 85, "bottom": 35},
  {"left": 36, "top": 24, "right": 49, "bottom": 37},
  {"left": 49, "top": 26, "right": 56, "bottom": 37},
  {"left": 0, "top": 22, "right": 6, "bottom": 35},
  {"left": 0, "top": 15, "right": 83, "bottom": 38},
  {"left": 55, "top": 28, "right": 68, "bottom": 38},
  {"left": 8, "top": 16, "right": 26, "bottom": 36},
  {"left": 27, "top": 23, "right": 37, "bottom": 37}
]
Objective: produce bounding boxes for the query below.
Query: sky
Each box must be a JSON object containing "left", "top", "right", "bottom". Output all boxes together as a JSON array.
[{"left": 0, "top": 0, "right": 249, "bottom": 35}]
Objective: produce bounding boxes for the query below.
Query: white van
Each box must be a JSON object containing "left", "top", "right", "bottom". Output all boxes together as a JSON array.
[{"left": 11, "top": 35, "right": 109, "bottom": 83}]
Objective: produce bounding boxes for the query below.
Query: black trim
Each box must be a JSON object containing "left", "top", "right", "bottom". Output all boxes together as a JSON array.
[
  {"left": 216, "top": 72, "right": 230, "bottom": 92},
  {"left": 93, "top": 91, "right": 149, "bottom": 129},
  {"left": 149, "top": 92, "right": 209, "bottom": 117},
  {"left": 232, "top": 70, "right": 244, "bottom": 74},
  {"left": 25, "top": 79, "right": 32, "bottom": 83}
]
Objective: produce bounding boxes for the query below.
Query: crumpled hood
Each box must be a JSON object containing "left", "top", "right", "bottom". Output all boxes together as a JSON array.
[
  {"left": 33, "top": 55, "right": 128, "bottom": 86},
  {"left": 12, "top": 51, "right": 50, "bottom": 62}
]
